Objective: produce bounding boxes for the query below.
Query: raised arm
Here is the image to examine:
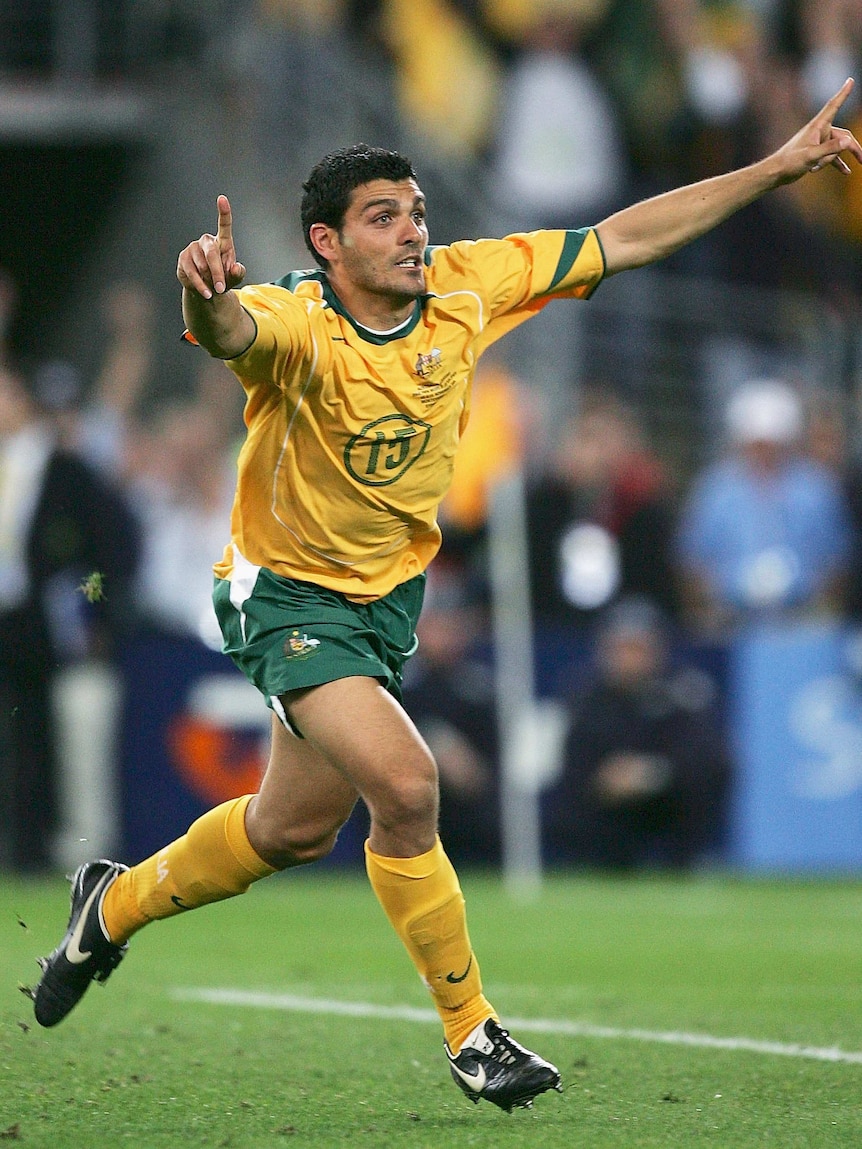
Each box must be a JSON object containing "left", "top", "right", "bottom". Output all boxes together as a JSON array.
[
  {"left": 596, "top": 78, "right": 862, "bottom": 276},
  {"left": 177, "top": 194, "right": 255, "bottom": 358}
]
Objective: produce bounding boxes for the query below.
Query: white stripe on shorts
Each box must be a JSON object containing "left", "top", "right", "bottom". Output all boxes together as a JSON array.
[{"left": 228, "top": 544, "right": 262, "bottom": 644}]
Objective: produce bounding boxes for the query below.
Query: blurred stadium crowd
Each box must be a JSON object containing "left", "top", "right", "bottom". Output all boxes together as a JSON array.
[{"left": 2, "top": 0, "right": 862, "bottom": 875}]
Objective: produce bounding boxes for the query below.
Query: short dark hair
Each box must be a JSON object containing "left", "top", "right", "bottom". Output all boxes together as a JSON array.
[{"left": 301, "top": 144, "right": 418, "bottom": 268}]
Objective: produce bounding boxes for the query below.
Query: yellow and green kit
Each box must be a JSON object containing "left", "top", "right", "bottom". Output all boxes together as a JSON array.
[{"left": 214, "top": 227, "right": 605, "bottom": 602}]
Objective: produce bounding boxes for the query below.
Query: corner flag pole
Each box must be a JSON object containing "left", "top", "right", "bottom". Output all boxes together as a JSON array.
[{"left": 488, "top": 469, "right": 544, "bottom": 898}]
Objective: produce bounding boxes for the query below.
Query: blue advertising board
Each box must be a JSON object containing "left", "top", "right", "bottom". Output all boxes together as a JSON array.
[
  {"left": 117, "top": 623, "right": 862, "bottom": 873},
  {"left": 730, "top": 621, "right": 862, "bottom": 871}
]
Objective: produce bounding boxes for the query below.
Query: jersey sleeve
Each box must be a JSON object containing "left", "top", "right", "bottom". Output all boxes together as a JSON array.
[
  {"left": 513, "top": 227, "right": 606, "bottom": 304},
  {"left": 223, "top": 284, "right": 310, "bottom": 387},
  {"left": 442, "top": 228, "right": 605, "bottom": 316},
  {"left": 435, "top": 229, "right": 605, "bottom": 354}
]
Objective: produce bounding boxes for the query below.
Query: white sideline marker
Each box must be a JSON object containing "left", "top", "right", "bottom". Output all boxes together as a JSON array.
[{"left": 171, "top": 988, "right": 862, "bottom": 1066}]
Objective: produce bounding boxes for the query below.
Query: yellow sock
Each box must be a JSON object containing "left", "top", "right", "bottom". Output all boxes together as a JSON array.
[
  {"left": 365, "top": 837, "right": 497, "bottom": 1052},
  {"left": 102, "top": 795, "right": 275, "bottom": 945}
]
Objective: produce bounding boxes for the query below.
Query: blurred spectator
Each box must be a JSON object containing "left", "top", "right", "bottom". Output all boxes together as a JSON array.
[
  {"left": 401, "top": 560, "right": 500, "bottom": 865},
  {"left": 773, "top": 0, "right": 862, "bottom": 270},
  {"left": 487, "top": 0, "right": 761, "bottom": 193},
  {"left": 525, "top": 392, "right": 680, "bottom": 631},
  {"left": 688, "top": 55, "right": 862, "bottom": 449},
  {"left": 81, "top": 281, "right": 155, "bottom": 475},
  {"left": 29, "top": 282, "right": 155, "bottom": 479},
  {"left": 771, "top": 0, "right": 861, "bottom": 115},
  {"left": 588, "top": 1, "right": 775, "bottom": 283},
  {"left": 0, "top": 361, "right": 140, "bottom": 872},
  {"left": 725, "top": 57, "right": 862, "bottom": 294},
  {"left": 486, "top": 7, "right": 626, "bottom": 429},
  {"left": 585, "top": 0, "right": 713, "bottom": 190},
  {"left": 543, "top": 595, "right": 732, "bottom": 871},
  {"left": 488, "top": 8, "right": 626, "bottom": 231},
  {"left": 380, "top": 0, "right": 501, "bottom": 158},
  {"left": 127, "top": 366, "right": 240, "bottom": 649},
  {"left": 438, "top": 354, "right": 526, "bottom": 572},
  {"left": 676, "top": 378, "right": 853, "bottom": 634}
]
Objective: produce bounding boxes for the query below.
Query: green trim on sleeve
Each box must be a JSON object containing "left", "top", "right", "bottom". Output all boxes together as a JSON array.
[
  {"left": 547, "top": 228, "right": 590, "bottom": 293},
  {"left": 592, "top": 227, "right": 607, "bottom": 278}
]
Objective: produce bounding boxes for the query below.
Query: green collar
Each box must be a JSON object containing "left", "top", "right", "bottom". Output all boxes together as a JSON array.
[{"left": 273, "top": 268, "right": 425, "bottom": 345}]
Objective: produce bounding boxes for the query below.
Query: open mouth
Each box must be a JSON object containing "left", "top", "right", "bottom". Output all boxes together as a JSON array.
[{"left": 395, "top": 255, "right": 422, "bottom": 269}]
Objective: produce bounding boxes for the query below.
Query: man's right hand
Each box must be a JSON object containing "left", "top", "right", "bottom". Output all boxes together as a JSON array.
[
  {"left": 177, "top": 194, "right": 247, "bottom": 300},
  {"left": 178, "top": 196, "right": 255, "bottom": 359}
]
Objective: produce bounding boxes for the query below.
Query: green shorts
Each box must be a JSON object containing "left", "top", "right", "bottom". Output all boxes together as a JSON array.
[{"left": 213, "top": 567, "right": 426, "bottom": 728}]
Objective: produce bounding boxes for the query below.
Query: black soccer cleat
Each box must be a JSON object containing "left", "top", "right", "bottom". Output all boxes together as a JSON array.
[
  {"left": 33, "top": 859, "right": 129, "bottom": 1028},
  {"left": 445, "top": 1018, "right": 563, "bottom": 1112}
]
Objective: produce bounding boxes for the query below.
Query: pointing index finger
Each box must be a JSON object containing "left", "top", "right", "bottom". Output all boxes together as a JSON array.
[
  {"left": 818, "top": 77, "right": 854, "bottom": 124},
  {"left": 216, "top": 194, "right": 234, "bottom": 246}
]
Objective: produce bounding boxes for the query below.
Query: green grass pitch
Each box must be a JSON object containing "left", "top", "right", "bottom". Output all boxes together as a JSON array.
[{"left": 2, "top": 868, "right": 862, "bottom": 1148}]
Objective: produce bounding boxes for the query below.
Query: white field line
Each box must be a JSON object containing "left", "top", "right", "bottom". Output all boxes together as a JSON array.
[{"left": 170, "top": 988, "right": 862, "bottom": 1066}]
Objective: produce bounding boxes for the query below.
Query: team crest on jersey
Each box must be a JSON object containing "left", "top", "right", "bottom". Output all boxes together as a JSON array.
[
  {"left": 413, "top": 347, "right": 459, "bottom": 407},
  {"left": 414, "top": 348, "right": 443, "bottom": 379},
  {"left": 284, "top": 630, "right": 321, "bottom": 659}
]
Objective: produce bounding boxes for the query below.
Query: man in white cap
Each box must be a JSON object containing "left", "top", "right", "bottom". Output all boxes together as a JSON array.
[{"left": 676, "top": 379, "right": 852, "bottom": 631}]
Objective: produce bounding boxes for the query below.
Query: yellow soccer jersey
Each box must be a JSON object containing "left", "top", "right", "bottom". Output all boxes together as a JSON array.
[{"left": 213, "top": 227, "right": 605, "bottom": 601}]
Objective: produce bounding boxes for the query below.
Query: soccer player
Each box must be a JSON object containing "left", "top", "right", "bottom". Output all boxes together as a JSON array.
[{"left": 33, "top": 80, "right": 862, "bottom": 1112}]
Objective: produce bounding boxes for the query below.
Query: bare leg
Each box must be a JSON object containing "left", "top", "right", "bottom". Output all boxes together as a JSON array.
[
  {"left": 271, "top": 676, "right": 492, "bottom": 1049},
  {"left": 102, "top": 708, "right": 360, "bottom": 939},
  {"left": 274, "top": 675, "right": 439, "bottom": 858},
  {"left": 245, "top": 711, "right": 361, "bottom": 868}
]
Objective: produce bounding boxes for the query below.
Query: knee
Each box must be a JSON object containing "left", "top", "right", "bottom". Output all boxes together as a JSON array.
[
  {"left": 247, "top": 809, "right": 346, "bottom": 870},
  {"left": 280, "top": 826, "right": 341, "bottom": 868},
  {"left": 371, "top": 757, "right": 439, "bottom": 832}
]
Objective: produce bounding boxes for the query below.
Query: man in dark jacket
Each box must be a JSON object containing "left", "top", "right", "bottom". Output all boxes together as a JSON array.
[
  {"left": 0, "top": 362, "right": 139, "bottom": 872},
  {"left": 545, "top": 596, "right": 732, "bottom": 870}
]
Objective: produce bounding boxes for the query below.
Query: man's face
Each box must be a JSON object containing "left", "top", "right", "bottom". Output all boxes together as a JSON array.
[
  {"left": 741, "top": 437, "right": 790, "bottom": 474},
  {"left": 328, "top": 178, "right": 429, "bottom": 305},
  {"left": 601, "top": 630, "right": 662, "bottom": 688}
]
